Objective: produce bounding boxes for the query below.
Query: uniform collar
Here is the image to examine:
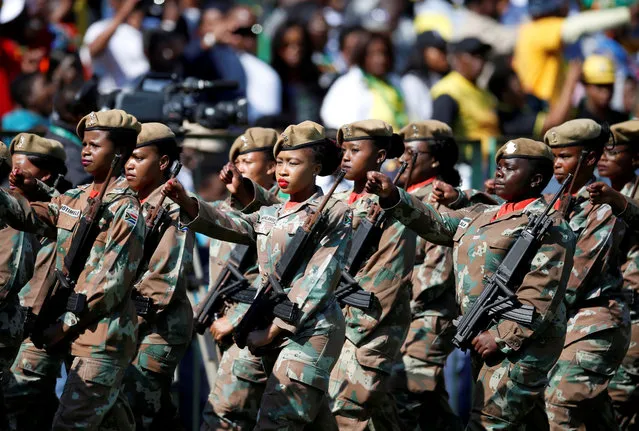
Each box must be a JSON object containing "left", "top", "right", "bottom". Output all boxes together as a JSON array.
[
  {"left": 279, "top": 186, "right": 324, "bottom": 218},
  {"left": 407, "top": 177, "right": 436, "bottom": 194}
]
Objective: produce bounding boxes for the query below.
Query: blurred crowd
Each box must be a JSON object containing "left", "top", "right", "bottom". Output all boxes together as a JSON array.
[{"left": 2, "top": 0, "right": 639, "bottom": 190}]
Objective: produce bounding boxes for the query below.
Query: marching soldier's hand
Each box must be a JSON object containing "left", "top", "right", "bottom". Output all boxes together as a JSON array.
[
  {"left": 210, "top": 316, "right": 234, "bottom": 343},
  {"left": 9, "top": 168, "right": 37, "bottom": 196},
  {"left": 587, "top": 182, "right": 628, "bottom": 214},
  {"left": 220, "top": 162, "right": 244, "bottom": 194},
  {"left": 246, "top": 323, "right": 282, "bottom": 353},
  {"left": 365, "top": 171, "right": 399, "bottom": 204},
  {"left": 430, "top": 180, "right": 459, "bottom": 206},
  {"left": 472, "top": 331, "right": 499, "bottom": 360},
  {"left": 162, "top": 179, "right": 198, "bottom": 219},
  {"left": 484, "top": 178, "right": 496, "bottom": 195}
]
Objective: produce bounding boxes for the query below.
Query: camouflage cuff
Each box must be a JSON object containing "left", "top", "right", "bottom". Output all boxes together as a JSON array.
[
  {"left": 489, "top": 327, "right": 514, "bottom": 355},
  {"left": 178, "top": 196, "right": 201, "bottom": 229},
  {"left": 447, "top": 187, "right": 467, "bottom": 210},
  {"left": 231, "top": 178, "right": 260, "bottom": 214}
]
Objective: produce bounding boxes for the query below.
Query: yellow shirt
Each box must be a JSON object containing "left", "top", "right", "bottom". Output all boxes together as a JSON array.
[
  {"left": 430, "top": 71, "right": 499, "bottom": 142},
  {"left": 513, "top": 17, "right": 565, "bottom": 103}
]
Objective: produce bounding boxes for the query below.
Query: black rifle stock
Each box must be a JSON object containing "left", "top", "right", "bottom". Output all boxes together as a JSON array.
[
  {"left": 452, "top": 174, "right": 573, "bottom": 350},
  {"left": 27, "top": 154, "right": 123, "bottom": 348},
  {"left": 335, "top": 161, "right": 409, "bottom": 310},
  {"left": 233, "top": 170, "right": 347, "bottom": 350},
  {"left": 132, "top": 161, "right": 182, "bottom": 318}
]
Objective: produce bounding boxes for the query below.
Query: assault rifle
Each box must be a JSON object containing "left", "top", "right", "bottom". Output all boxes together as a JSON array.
[
  {"left": 233, "top": 170, "right": 347, "bottom": 350},
  {"left": 335, "top": 161, "right": 409, "bottom": 310},
  {"left": 133, "top": 161, "right": 182, "bottom": 318},
  {"left": 452, "top": 174, "right": 573, "bottom": 350},
  {"left": 27, "top": 154, "right": 123, "bottom": 348}
]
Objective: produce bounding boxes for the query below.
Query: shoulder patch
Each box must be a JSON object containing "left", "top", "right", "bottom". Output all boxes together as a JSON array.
[
  {"left": 124, "top": 208, "right": 139, "bottom": 226},
  {"left": 60, "top": 205, "right": 81, "bottom": 218}
]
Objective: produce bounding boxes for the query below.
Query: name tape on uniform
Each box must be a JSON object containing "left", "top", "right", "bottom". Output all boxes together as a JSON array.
[{"left": 60, "top": 205, "right": 81, "bottom": 218}]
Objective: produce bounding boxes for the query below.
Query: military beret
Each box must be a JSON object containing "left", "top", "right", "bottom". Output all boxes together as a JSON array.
[
  {"left": 274, "top": 121, "right": 340, "bottom": 176},
  {"left": 229, "top": 127, "right": 278, "bottom": 161},
  {"left": 496, "top": 138, "right": 554, "bottom": 162},
  {"left": 336, "top": 119, "right": 393, "bottom": 145},
  {"left": 10, "top": 133, "right": 66, "bottom": 162},
  {"left": 544, "top": 119, "right": 605, "bottom": 148},
  {"left": 611, "top": 120, "right": 639, "bottom": 146},
  {"left": 137, "top": 122, "right": 177, "bottom": 149},
  {"left": 399, "top": 120, "right": 453, "bottom": 142},
  {"left": 0, "top": 141, "right": 10, "bottom": 168},
  {"left": 76, "top": 109, "right": 141, "bottom": 139}
]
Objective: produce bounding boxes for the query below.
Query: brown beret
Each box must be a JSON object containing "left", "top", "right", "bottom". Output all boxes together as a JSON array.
[
  {"left": 336, "top": 119, "right": 393, "bottom": 145},
  {"left": 611, "top": 120, "right": 639, "bottom": 146},
  {"left": 76, "top": 109, "right": 141, "bottom": 139},
  {"left": 496, "top": 138, "right": 553, "bottom": 162},
  {"left": 273, "top": 121, "right": 328, "bottom": 156},
  {"left": 544, "top": 119, "right": 603, "bottom": 148},
  {"left": 0, "top": 141, "right": 10, "bottom": 168},
  {"left": 137, "top": 122, "right": 177, "bottom": 149},
  {"left": 399, "top": 120, "right": 453, "bottom": 142},
  {"left": 10, "top": 133, "right": 66, "bottom": 162},
  {"left": 229, "top": 127, "right": 278, "bottom": 161}
]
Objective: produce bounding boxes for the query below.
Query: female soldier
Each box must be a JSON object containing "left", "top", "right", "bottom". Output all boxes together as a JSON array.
[
  {"left": 120, "top": 123, "right": 193, "bottom": 429},
  {"left": 366, "top": 138, "right": 575, "bottom": 430},
  {"left": 325, "top": 119, "right": 415, "bottom": 430},
  {"left": 0, "top": 135, "right": 66, "bottom": 426},
  {"left": 0, "top": 110, "right": 144, "bottom": 430},
  {"left": 163, "top": 121, "right": 352, "bottom": 430}
]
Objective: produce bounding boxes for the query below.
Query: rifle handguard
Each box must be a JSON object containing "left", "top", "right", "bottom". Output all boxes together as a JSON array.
[{"left": 335, "top": 272, "right": 375, "bottom": 311}]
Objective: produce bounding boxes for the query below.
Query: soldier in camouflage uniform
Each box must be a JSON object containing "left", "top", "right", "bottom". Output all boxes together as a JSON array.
[
  {"left": 119, "top": 123, "right": 194, "bottom": 429},
  {"left": 543, "top": 119, "right": 631, "bottom": 430},
  {"left": 318, "top": 119, "right": 415, "bottom": 430},
  {"left": 0, "top": 110, "right": 145, "bottom": 430},
  {"left": 582, "top": 120, "right": 639, "bottom": 428},
  {"left": 164, "top": 121, "right": 352, "bottom": 430},
  {"left": 201, "top": 127, "right": 281, "bottom": 431},
  {"left": 366, "top": 138, "right": 575, "bottom": 430}
]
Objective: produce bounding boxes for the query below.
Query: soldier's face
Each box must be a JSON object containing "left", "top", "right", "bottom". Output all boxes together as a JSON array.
[
  {"left": 125, "top": 146, "right": 168, "bottom": 192},
  {"left": 494, "top": 158, "right": 535, "bottom": 201},
  {"left": 9, "top": 153, "right": 49, "bottom": 194},
  {"left": 81, "top": 130, "right": 116, "bottom": 179},
  {"left": 551, "top": 146, "right": 582, "bottom": 183},
  {"left": 597, "top": 144, "right": 636, "bottom": 180},
  {"left": 400, "top": 141, "right": 434, "bottom": 185},
  {"left": 275, "top": 148, "right": 321, "bottom": 195},
  {"left": 341, "top": 140, "right": 385, "bottom": 182},
  {"left": 234, "top": 151, "right": 275, "bottom": 189}
]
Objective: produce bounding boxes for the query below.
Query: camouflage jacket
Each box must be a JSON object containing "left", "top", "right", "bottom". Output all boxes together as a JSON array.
[
  {"left": 184, "top": 187, "right": 352, "bottom": 337},
  {"left": 0, "top": 226, "right": 40, "bottom": 304},
  {"left": 334, "top": 189, "right": 415, "bottom": 346},
  {"left": 408, "top": 182, "right": 457, "bottom": 316},
  {"left": 384, "top": 188, "right": 575, "bottom": 354},
  {"left": 620, "top": 178, "right": 639, "bottom": 318},
  {"left": 0, "top": 176, "right": 144, "bottom": 362},
  {"left": 134, "top": 186, "right": 195, "bottom": 345}
]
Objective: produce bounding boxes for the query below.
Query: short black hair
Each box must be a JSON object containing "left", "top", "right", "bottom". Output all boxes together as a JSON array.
[
  {"left": 338, "top": 25, "right": 366, "bottom": 52},
  {"left": 107, "top": 129, "right": 139, "bottom": 162},
  {"left": 10, "top": 73, "right": 42, "bottom": 108},
  {"left": 488, "top": 62, "right": 517, "bottom": 99}
]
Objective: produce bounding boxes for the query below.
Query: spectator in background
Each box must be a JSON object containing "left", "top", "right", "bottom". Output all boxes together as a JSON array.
[
  {"left": 321, "top": 32, "right": 409, "bottom": 129},
  {"left": 488, "top": 61, "right": 581, "bottom": 137},
  {"left": 81, "top": 0, "right": 150, "bottom": 93},
  {"left": 271, "top": 21, "right": 324, "bottom": 123},
  {"left": 514, "top": 0, "right": 639, "bottom": 103},
  {"left": 623, "top": 76, "right": 638, "bottom": 117},
  {"left": 431, "top": 38, "right": 498, "bottom": 143},
  {"left": 2, "top": 72, "right": 53, "bottom": 138},
  {"left": 333, "top": 25, "right": 368, "bottom": 75},
  {"left": 401, "top": 31, "right": 449, "bottom": 121},
  {"left": 456, "top": 0, "right": 518, "bottom": 56},
  {"left": 225, "top": 5, "right": 282, "bottom": 124},
  {"left": 577, "top": 54, "right": 629, "bottom": 124}
]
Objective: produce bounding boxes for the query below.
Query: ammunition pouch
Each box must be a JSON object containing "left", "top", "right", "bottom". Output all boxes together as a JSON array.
[{"left": 335, "top": 272, "right": 375, "bottom": 311}]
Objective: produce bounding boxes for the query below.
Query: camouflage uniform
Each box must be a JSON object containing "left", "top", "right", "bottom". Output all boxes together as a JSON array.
[
  {"left": 184, "top": 183, "right": 352, "bottom": 430},
  {"left": 201, "top": 183, "right": 280, "bottom": 431},
  {"left": 606, "top": 178, "right": 639, "bottom": 428},
  {"left": 121, "top": 185, "right": 194, "bottom": 430},
  {"left": 0, "top": 175, "right": 144, "bottom": 430},
  {"left": 384, "top": 186, "right": 575, "bottom": 430}
]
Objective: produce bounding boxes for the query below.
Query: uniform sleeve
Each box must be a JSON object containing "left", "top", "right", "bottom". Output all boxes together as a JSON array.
[
  {"left": 229, "top": 179, "right": 281, "bottom": 213},
  {"left": 66, "top": 198, "right": 144, "bottom": 335},
  {"left": 272, "top": 204, "right": 353, "bottom": 334},
  {"left": 565, "top": 204, "right": 624, "bottom": 306},
  {"left": 490, "top": 221, "right": 575, "bottom": 354},
  {"left": 447, "top": 188, "right": 502, "bottom": 210},
  {"left": 0, "top": 188, "right": 59, "bottom": 239},
  {"left": 182, "top": 198, "right": 260, "bottom": 245},
  {"left": 383, "top": 187, "right": 465, "bottom": 246},
  {"left": 413, "top": 241, "right": 456, "bottom": 306},
  {"left": 135, "top": 208, "right": 193, "bottom": 312},
  {"left": 616, "top": 197, "right": 639, "bottom": 231}
]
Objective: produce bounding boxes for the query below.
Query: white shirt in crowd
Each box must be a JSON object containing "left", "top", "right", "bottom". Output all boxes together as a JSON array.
[
  {"left": 81, "top": 20, "right": 150, "bottom": 93},
  {"left": 237, "top": 52, "right": 282, "bottom": 123}
]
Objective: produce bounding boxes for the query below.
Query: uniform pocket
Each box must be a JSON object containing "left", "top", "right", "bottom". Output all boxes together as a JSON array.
[
  {"left": 355, "top": 335, "right": 396, "bottom": 374},
  {"left": 79, "top": 358, "right": 123, "bottom": 387},
  {"left": 507, "top": 361, "right": 547, "bottom": 388},
  {"left": 232, "top": 358, "right": 268, "bottom": 384},
  {"left": 285, "top": 361, "right": 330, "bottom": 392},
  {"left": 576, "top": 350, "right": 617, "bottom": 377},
  {"left": 15, "top": 347, "right": 61, "bottom": 378},
  {"left": 56, "top": 213, "right": 78, "bottom": 232}
]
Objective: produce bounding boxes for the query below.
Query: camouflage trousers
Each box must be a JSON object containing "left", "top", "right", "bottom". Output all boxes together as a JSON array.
[
  {"left": 0, "top": 299, "right": 25, "bottom": 428},
  {"left": 122, "top": 342, "right": 189, "bottom": 430},
  {"left": 201, "top": 343, "right": 267, "bottom": 431},
  {"left": 5, "top": 340, "right": 135, "bottom": 431},
  {"left": 545, "top": 316, "right": 631, "bottom": 430},
  {"left": 379, "top": 312, "right": 461, "bottom": 431},
  {"left": 609, "top": 320, "right": 639, "bottom": 429}
]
